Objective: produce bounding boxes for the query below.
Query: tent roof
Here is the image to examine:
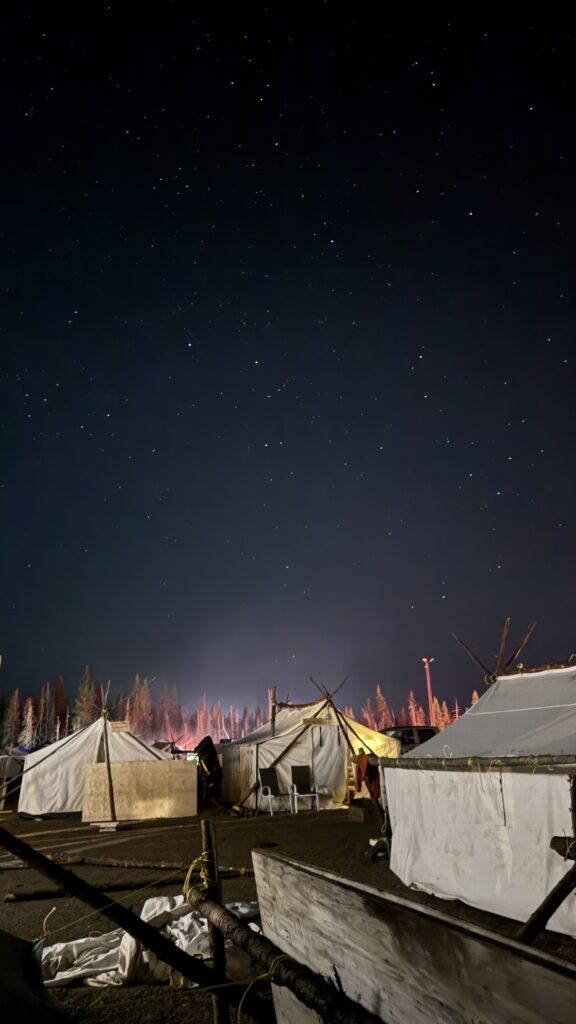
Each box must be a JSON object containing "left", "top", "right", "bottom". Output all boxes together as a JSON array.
[
  {"left": 220, "top": 699, "right": 399, "bottom": 757},
  {"left": 406, "top": 665, "right": 576, "bottom": 758},
  {"left": 22, "top": 716, "right": 168, "bottom": 766}
]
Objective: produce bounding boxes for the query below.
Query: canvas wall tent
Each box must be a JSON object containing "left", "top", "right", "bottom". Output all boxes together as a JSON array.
[
  {"left": 382, "top": 665, "right": 576, "bottom": 937},
  {"left": 18, "top": 716, "right": 169, "bottom": 817},
  {"left": 218, "top": 699, "right": 400, "bottom": 810}
]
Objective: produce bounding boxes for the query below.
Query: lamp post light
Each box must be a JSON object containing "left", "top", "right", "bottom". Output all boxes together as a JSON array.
[{"left": 422, "top": 657, "right": 436, "bottom": 727}]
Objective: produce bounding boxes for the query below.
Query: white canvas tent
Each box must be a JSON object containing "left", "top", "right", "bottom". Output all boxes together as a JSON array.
[
  {"left": 383, "top": 666, "right": 576, "bottom": 937},
  {"left": 218, "top": 698, "right": 400, "bottom": 811},
  {"left": 18, "top": 717, "right": 168, "bottom": 817}
]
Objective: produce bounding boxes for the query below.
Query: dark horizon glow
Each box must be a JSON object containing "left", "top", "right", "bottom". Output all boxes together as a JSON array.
[{"left": 1, "top": 10, "right": 575, "bottom": 714}]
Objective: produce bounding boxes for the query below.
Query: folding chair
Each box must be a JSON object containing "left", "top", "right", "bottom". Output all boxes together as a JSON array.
[
  {"left": 258, "top": 767, "right": 293, "bottom": 815},
  {"left": 289, "top": 765, "right": 319, "bottom": 813}
]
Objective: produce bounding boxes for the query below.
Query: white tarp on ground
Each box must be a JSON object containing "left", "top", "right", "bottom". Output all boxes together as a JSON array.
[
  {"left": 219, "top": 700, "right": 399, "bottom": 810},
  {"left": 384, "top": 666, "right": 576, "bottom": 937},
  {"left": 41, "top": 896, "right": 260, "bottom": 987},
  {"left": 18, "top": 718, "right": 168, "bottom": 817}
]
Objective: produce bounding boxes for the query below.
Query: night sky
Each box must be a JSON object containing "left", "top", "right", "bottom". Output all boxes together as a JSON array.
[{"left": 1, "top": 8, "right": 575, "bottom": 712}]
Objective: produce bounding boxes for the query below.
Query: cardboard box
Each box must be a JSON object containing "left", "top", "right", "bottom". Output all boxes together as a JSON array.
[{"left": 348, "top": 798, "right": 376, "bottom": 823}]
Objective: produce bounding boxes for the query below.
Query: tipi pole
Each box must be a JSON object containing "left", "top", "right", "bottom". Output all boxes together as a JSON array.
[
  {"left": 495, "top": 617, "right": 512, "bottom": 675},
  {"left": 268, "top": 696, "right": 331, "bottom": 770},
  {"left": 101, "top": 713, "right": 117, "bottom": 823},
  {"left": 270, "top": 686, "right": 277, "bottom": 737},
  {"left": 503, "top": 621, "right": 537, "bottom": 672},
  {"left": 328, "top": 698, "right": 383, "bottom": 821},
  {"left": 310, "top": 679, "right": 377, "bottom": 757}
]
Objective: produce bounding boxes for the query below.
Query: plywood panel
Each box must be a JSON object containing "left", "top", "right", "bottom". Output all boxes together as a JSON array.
[
  {"left": 82, "top": 759, "right": 197, "bottom": 821},
  {"left": 252, "top": 851, "right": 576, "bottom": 1024}
]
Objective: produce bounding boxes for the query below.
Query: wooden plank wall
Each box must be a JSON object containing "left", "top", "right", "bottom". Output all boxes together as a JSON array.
[{"left": 252, "top": 850, "right": 576, "bottom": 1024}]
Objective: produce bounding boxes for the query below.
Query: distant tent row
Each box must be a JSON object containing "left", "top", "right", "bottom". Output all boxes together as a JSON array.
[
  {"left": 382, "top": 665, "right": 576, "bottom": 938},
  {"left": 12, "top": 695, "right": 399, "bottom": 819},
  {"left": 218, "top": 697, "right": 400, "bottom": 811}
]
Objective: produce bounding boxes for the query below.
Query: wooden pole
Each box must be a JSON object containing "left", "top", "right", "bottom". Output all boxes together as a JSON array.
[
  {"left": 0, "top": 825, "right": 269, "bottom": 1023},
  {"left": 270, "top": 687, "right": 277, "bottom": 737},
  {"left": 186, "top": 889, "right": 387, "bottom": 1024},
  {"left": 495, "top": 616, "right": 511, "bottom": 675},
  {"left": 503, "top": 621, "right": 537, "bottom": 672},
  {"left": 3, "top": 867, "right": 254, "bottom": 900},
  {"left": 0, "top": 855, "right": 253, "bottom": 875},
  {"left": 101, "top": 714, "right": 117, "bottom": 822},
  {"left": 516, "top": 863, "right": 576, "bottom": 943},
  {"left": 201, "top": 820, "right": 229, "bottom": 1024},
  {"left": 422, "top": 657, "right": 436, "bottom": 725},
  {"left": 330, "top": 703, "right": 383, "bottom": 823},
  {"left": 379, "top": 755, "right": 576, "bottom": 771}
]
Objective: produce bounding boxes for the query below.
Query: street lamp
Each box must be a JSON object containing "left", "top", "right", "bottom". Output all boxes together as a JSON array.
[{"left": 422, "top": 657, "right": 435, "bottom": 726}]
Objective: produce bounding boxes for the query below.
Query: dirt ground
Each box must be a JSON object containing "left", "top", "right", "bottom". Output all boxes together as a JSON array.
[{"left": 1, "top": 804, "right": 575, "bottom": 1023}]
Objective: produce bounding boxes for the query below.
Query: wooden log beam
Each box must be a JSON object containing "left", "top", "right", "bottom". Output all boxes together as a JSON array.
[
  {"left": 0, "top": 826, "right": 270, "bottom": 1023},
  {"left": 516, "top": 863, "right": 576, "bottom": 943},
  {"left": 1, "top": 855, "right": 253, "bottom": 877},
  {"left": 4, "top": 871, "right": 240, "bottom": 901},
  {"left": 186, "top": 888, "right": 387, "bottom": 1024},
  {"left": 380, "top": 755, "right": 576, "bottom": 771},
  {"left": 550, "top": 836, "right": 576, "bottom": 861}
]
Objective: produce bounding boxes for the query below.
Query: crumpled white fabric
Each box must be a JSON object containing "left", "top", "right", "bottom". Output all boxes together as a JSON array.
[{"left": 41, "top": 896, "right": 260, "bottom": 988}]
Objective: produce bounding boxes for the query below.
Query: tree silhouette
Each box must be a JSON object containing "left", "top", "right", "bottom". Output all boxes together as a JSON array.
[
  {"left": 74, "top": 665, "right": 96, "bottom": 730},
  {"left": 1, "top": 689, "right": 21, "bottom": 749},
  {"left": 18, "top": 697, "right": 36, "bottom": 751},
  {"left": 129, "top": 674, "right": 154, "bottom": 740},
  {"left": 376, "top": 685, "right": 393, "bottom": 728}
]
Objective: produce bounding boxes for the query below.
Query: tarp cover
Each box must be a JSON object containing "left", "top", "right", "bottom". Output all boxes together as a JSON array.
[
  {"left": 41, "top": 896, "right": 260, "bottom": 987},
  {"left": 385, "top": 666, "right": 576, "bottom": 937},
  {"left": 18, "top": 718, "right": 167, "bottom": 816}
]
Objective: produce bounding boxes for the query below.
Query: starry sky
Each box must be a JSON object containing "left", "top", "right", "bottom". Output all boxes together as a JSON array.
[{"left": 1, "top": 8, "right": 575, "bottom": 711}]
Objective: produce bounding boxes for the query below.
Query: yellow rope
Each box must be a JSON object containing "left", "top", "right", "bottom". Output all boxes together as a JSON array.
[
  {"left": 38, "top": 853, "right": 266, "bottom": 1009},
  {"left": 38, "top": 857, "right": 253, "bottom": 943},
  {"left": 183, "top": 853, "right": 213, "bottom": 906},
  {"left": 237, "top": 953, "right": 292, "bottom": 1023},
  {"left": 36, "top": 864, "right": 197, "bottom": 942},
  {"left": 42, "top": 905, "right": 57, "bottom": 940},
  {"left": 562, "top": 838, "right": 576, "bottom": 860}
]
